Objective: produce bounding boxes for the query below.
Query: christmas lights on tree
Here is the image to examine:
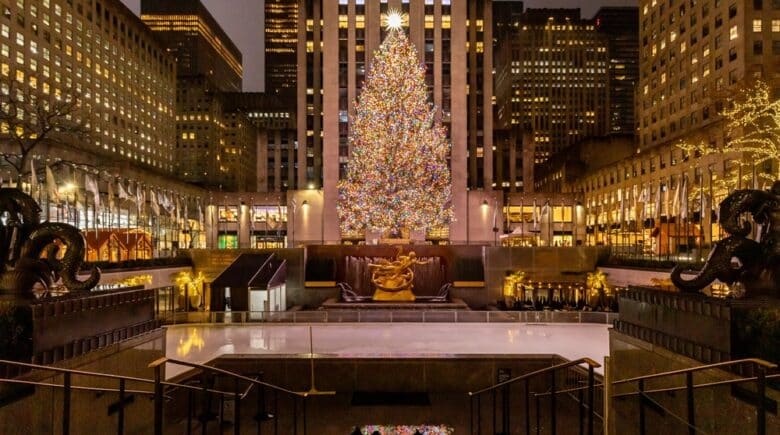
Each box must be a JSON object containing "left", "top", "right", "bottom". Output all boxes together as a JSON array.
[
  {"left": 337, "top": 23, "right": 452, "bottom": 234},
  {"left": 678, "top": 80, "right": 780, "bottom": 193}
]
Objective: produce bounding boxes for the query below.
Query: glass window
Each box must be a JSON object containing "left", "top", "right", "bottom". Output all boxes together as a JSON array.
[
  {"left": 218, "top": 234, "right": 238, "bottom": 249},
  {"left": 218, "top": 205, "right": 239, "bottom": 222}
]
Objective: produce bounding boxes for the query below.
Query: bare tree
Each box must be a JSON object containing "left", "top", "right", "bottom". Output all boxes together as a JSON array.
[{"left": 0, "top": 78, "right": 90, "bottom": 183}]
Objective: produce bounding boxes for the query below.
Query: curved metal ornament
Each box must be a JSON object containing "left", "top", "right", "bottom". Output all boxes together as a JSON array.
[
  {"left": 0, "top": 188, "right": 100, "bottom": 299},
  {"left": 672, "top": 181, "right": 780, "bottom": 297}
]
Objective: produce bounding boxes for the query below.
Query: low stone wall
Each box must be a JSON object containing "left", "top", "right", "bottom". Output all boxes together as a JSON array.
[
  {"left": 610, "top": 329, "right": 780, "bottom": 434},
  {"left": 30, "top": 288, "right": 158, "bottom": 364},
  {"left": 599, "top": 266, "right": 699, "bottom": 288},
  {"left": 615, "top": 287, "right": 780, "bottom": 365},
  {"left": 78, "top": 266, "right": 192, "bottom": 289},
  {"left": 484, "top": 246, "right": 611, "bottom": 304}
]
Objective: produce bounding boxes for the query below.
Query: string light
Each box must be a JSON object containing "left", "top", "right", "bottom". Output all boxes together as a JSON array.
[{"left": 677, "top": 80, "right": 780, "bottom": 192}]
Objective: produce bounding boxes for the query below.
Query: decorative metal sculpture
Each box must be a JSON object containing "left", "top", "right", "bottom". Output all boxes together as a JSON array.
[
  {"left": 0, "top": 188, "right": 99, "bottom": 299},
  {"left": 672, "top": 181, "right": 780, "bottom": 296},
  {"left": 368, "top": 249, "right": 430, "bottom": 301}
]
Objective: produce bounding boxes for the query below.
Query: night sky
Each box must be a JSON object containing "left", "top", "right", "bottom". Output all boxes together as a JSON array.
[{"left": 121, "top": 0, "right": 637, "bottom": 93}]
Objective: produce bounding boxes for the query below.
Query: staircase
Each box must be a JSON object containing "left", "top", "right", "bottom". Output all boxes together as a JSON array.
[{"left": 467, "top": 357, "right": 778, "bottom": 435}]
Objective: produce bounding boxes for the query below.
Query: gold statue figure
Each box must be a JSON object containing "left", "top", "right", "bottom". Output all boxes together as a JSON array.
[{"left": 369, "top": 249, "right": 430, "bottom": 301}]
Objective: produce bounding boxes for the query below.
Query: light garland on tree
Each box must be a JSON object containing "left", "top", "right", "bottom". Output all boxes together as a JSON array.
[
  {"left": 337, "top": 25, "right": 453, "bottom": 234},
  {"left": 678, "top": 80, "right": 780, "bottom": 192}
]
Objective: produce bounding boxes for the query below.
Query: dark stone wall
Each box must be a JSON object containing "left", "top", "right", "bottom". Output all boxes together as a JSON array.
[{"left": 610, "top": 330, "right": 780, "bottom": 434}]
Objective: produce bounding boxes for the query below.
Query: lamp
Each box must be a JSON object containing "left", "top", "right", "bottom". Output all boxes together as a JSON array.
[
  {"left": 482, "top": 199, "right": 489, "bottom": 208},
  {"left": 302, "top": 200, "right": 309, "bottom": 208}
]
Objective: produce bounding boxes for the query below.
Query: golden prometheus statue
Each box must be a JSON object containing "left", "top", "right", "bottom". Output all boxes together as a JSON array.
[{"left": 369, "top": 249, "right": 430, "bottom": 302}]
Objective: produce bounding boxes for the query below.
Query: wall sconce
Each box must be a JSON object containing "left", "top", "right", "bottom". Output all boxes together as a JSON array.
[
  {"left": 302, "top": 200, "right": 309, "bottom": 208},
  {"left": 481, "top": 199, "right": 489, "bottom": 208}
]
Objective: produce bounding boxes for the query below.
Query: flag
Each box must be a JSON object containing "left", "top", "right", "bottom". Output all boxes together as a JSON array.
[
  {"left": 30, "top": 160, "right": 38, "bottom": 194},
  {"left": 175, "top": 195, "right": 181, "bottom": 222},
  {"left": 671, "top": 179, "right": 680, "bottom": 217},
  {"left": 108, "top": 179, "right": 115, "bottom": 214},
  {"left": 46, "top": 166, "right": 59, "bottom": 203},
  {"left": 159, "top": 191, "right": 169, "bottom": 214},
  {"left": 541, "top": 201, "right": 551, "bottom": 221},
  {"left": 84, "top": 173, "right": 100, "bottom": 213},
  {"left": 164, "top": 192, "right": 174, "bottom": 215},
  {"left": 680, "top": 178, "right": 688, "bottom": 220},
  {"left": 532, "top": 200, "right": 538, "bottom": 229},
  {"left": 639, "top": 185, "right": 649, "bottom": 203},
  {"left": 198, "top": 201, "right": 204, "bottom": 228},
  {"left": 654, "top": 184, "right": 661, "bottom": 219},
  {"left": 249, "top": 203, "right": 255, "bottom": 232},
  {"left": 136, "top": 185, "right": 145, "bottom": 215},
  {"left": 117, "top": 179, "right": 130, "bottom": 201},
  {"left": 277, "top": 204, "right": 283, "bottom": 235},
  {"left": 183, "top": 199, "right": 189, "bottom": 227},
  {"left": 74, "top": 186, "right": 85, "bottom": 211},
  {"left": 663, "top": 181, "right": 670, "bottom": 217},
  {"left": 149, "top": 189, "right": 160, "bottom": 216}
]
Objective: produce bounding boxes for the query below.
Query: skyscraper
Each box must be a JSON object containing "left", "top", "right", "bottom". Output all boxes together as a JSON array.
[
  {"left": 495, "top": 9, "right": 609, "bottom": 166},
  {"left": 265, "top": 0, "right": 299, "bottom": 97},
  {"left": 594, "top": 7, "right": 639, "bottom": 136},
  {"left": 637, "top": 0, "right": 780, "bottom": 150},
  {"left": 140, "top": 0, "right": 243, "bottom": 92},
  {"left": 142, "top": 0, "right": 256, "bottom": 192}
]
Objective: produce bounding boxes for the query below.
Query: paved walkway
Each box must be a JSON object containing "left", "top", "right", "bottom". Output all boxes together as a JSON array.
[{"left": 164, "top": 323, "right": 610, "bottom": 379}]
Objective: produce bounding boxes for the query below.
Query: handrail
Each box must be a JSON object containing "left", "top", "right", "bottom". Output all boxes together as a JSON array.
[
  {"left": 0, "top": 377, "right": 158, "bottom": 397},
  {"left": 611, "top": 358, "right": 777, "bottom": 386},
  {"left": 0, "top": 358, "right": 158, "bottom": 384},
  {"left": 534, "top": 382, "right": 605, "bottom": 397},
  {"left": 612, "top": 358, "right": 777, "bottom": 435},
  {"left": 612, "top": 373, "right": 780, "bottom": 399},
  {"left": 469, "top": 357, "right": 601, "bottom": 396},
  {"left": 0, "top": 358, "right": 237, "bottom": 397},
  {"left": 149, "top": 357, "right": 307, "bottom": 397}
]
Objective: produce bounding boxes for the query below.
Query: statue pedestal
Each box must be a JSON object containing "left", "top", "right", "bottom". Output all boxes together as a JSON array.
[
  {"left": 373, "top": 288, "right": 416, "bottom": 302},
  {"left": 378, "top": 238, "right": 411, "bottom": 245},
  {"left": 614, "top": 286, "right": 780, "bottom": 364}
]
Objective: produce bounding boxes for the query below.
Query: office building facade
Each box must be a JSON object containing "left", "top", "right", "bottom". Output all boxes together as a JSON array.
[
  {"left": 142, "top": 0, "right": 258, "bottom": 192},
  {"left": 594, "top": 7, "right": 639, "bottom": 135},
  {"left": 222, "top": 92, "right": 297, "bottom": 192},
  {"left": 0, "top": 0, "right": 177, "bottom": 173},
  {"left": 265, "top": 0, "right": 298, "bottom": 97}
]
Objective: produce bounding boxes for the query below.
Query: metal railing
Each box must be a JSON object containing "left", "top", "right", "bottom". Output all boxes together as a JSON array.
[
  {"left": 160, "top": 309, "right": 619, "bottom": 325},
  {"left": 149, "top": 357, "right": 308, "bottom": 435},
  {"left": 611, "top": 358, "right": 779, "bottom": 435},
  {"left": 468, "top": 358, "right": 602, "bottom": 435},
  {"left": 0, "top": 357, "right": 306, "bottom": 435}
]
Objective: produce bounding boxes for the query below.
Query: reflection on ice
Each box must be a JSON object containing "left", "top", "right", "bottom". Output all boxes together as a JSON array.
[
  {"left": 164, "top": 323, "right": 609, "bottom": 380},
  {"left": 176, "top": 327, "right": 205, "bottom": 357}
]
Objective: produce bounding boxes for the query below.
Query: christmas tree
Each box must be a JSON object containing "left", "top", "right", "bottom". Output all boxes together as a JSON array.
[{"left": 337, "top": 19, "right": 452, "bottom": 235}]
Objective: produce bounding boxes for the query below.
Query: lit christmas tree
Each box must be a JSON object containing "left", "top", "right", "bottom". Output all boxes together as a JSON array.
[{"left": 337, "top": 15, "right": 453, "bottom": 235}]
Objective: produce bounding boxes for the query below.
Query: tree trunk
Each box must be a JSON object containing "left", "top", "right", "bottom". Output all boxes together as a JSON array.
[{"left": 15, "top": 151, "right": 28, "bottom": 187}]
